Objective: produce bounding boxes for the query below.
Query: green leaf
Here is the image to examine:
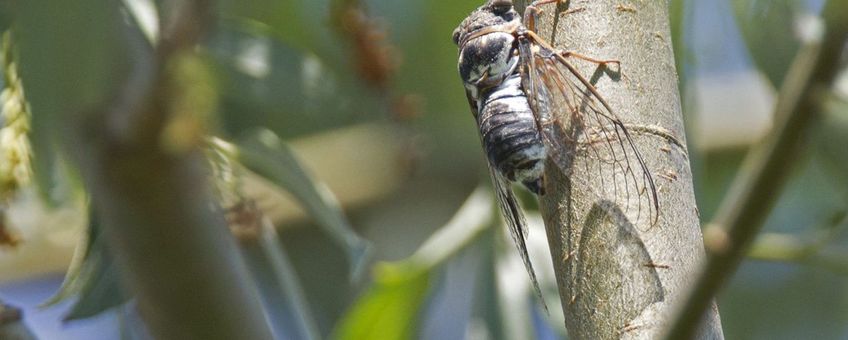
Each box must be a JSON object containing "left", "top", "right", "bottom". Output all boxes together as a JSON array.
[
  {"left": 333, "top": 267, "right": 430, "bottom": 340},
  {"left": 207, "top": 26, "right": 384, "bottom": 139},
  {"left": 62, "top": 254, "right": 126, "bottom": 321},
  {"left": 30, "top": 147, "right": 58, "bottom": 205},
  {"left": 0, "top": 1, "right": 11, "bottom": 33},
  {"left": 14, "top": 0, "right": 128, "bottom": 199},
  {"left": 383, "top": 187, "right": 494, "bottom": 275},
  {"left": 241, "top": 217, "right": 321, "bottom": 340},
  {"left": 333, "top": 187, "right": 495, "bottom": 339},
  {"left": 43, "top": 208, "right": 129, "bottom": 321},
  {"left": 210, "top": 133, "right": 372, "bottom": 281},
  {"left": 817, "top": 98, "right": 848, "bottom": 200},
  {"left": 217, "top": 0, "right": 348, "bottom": 78},
  {"left": 14, "top": 0, "right": 128, "bottom": 122},
  {"left": 218, "top": 0, "right": 314, "bottom": 56},
  {"left": 731, "top": 0, "right": 801, "bottom": 87}
]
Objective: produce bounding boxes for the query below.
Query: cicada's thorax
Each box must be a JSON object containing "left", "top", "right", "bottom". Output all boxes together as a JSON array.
[
  {"left": 457, "top": 31, "right": 518, "bottom": 95},
  {"left": 458, "top": 31, "right": 546, "bottom": 195}
]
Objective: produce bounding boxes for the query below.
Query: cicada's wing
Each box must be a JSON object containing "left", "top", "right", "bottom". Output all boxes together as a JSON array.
[
  {"left": 486, "top": 164, "right": 547, "bottom": 312},
  {"left": 518, "top": 34, "right": 659, "bottom": 225}
]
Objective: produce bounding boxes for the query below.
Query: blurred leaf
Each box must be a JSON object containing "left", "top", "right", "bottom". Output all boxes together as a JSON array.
[
  {"left": 217, "top": 0, "right": 350, "bottom": 78},
  {"left": 43, "top": 208, "right": 129, "bottom": 321},
  {"left": 419, "top": 232, "right": 488, "bottom": 340},
  {"left": 63, "top": 256, "right": 126, "bottom": 321},
  {"left": 218, "top": 0, "right": 314, "bottom": 58},
  {"left": 207, "top": 26, "right": 384, "bottom": 139},
  {"left": 211, "top": 132, "right": 372, "bottom": 281},
  {"left": 731, "top": 0, "right": 801, "bottom": 87},
  {"left": 383, "top": 187, "right": 493, "bottom": 275},
  {"left": 29, "top": 148, "right": 57, "bottom": 205},
  {"left": 14, "top": 0, "right": 128, "bottom": 200},
  {"left": 473, "top": 229, "right": 506, "bottom": 340},
  {"left": 333, "top": 268, "right": 430, "bottom": 340},
  {"left": 698, "top": 148, "right": 748, "bottom": 221},
  {"left": 817, "top": 97, "right": 848, "bottom": 199},
  {"left": 389, "top": 0, "right": 485, "bottom": 179},
  {"left": 0, "top": 1, "right": 11, "bottom": 33},
  {"left": 240, "top": 214, "right": 321, "bottom": 340},
  {"left": 1, "top": 30, "right": 54, "bottom": 205},
  {"left": 334, "top": 188, "right": 494, "bottom": 339}
]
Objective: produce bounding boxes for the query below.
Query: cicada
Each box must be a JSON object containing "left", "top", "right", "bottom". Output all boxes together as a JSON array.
[{"left": 452, "top": 0, "right": 659, "bottom": 305}]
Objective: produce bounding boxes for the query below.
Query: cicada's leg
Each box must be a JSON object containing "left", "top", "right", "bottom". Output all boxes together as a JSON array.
[
  {"left": 559, "top": 51, "right": 620, "bottom": 69},
  {"left": 527, "top": 0, "right": 562, "bottom": 9},
  {"left": 525, "top": 0, "right": 589, "bottom": 31},
  {"left": 524, "top": 0, "right": 562, "bottom": 32}
]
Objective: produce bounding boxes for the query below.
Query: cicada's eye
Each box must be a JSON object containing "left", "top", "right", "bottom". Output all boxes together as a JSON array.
[
  {"left": 489, "top": 0, "right": 513, "bottom": 14},
  {"left": 452, "top": 27, "right": 461, "bottom": 45}
]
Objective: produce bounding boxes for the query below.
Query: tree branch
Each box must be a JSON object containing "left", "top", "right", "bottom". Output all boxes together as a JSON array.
[
  {"left": 666, "top": 1, "right": 848, "bottom": 337},
  {"left": 62, "top": 1, "right": 274, "bottom": 339},
  {"left": 530, "top": 1, "right": 723, "bottom": 338}
]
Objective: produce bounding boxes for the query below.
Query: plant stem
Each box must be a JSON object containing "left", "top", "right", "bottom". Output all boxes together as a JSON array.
[
  {"left": 664, "top": 1, "right": 848, "bottom": 338},
  {"left": 63, "top": 1, "right": 274, "bottom": 338}
]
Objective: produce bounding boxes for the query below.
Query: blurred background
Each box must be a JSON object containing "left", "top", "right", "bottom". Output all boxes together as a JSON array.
[{"left": 1, "top": 0, "right": 847, "bottom": 339}]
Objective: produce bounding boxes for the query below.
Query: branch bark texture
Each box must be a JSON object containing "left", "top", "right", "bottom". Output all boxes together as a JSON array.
[{"left": 528, "top": 1, "right": 723, "bottom": 338}]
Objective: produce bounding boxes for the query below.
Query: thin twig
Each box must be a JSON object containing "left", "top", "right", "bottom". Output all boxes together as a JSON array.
[
  {"left": 746, "top": 211, "right": 848, "bottom": 273},
  {"left": 748, "top": 233, "right": 848, "bottom": 275},
  {"left": 664, "top": 1, "right": 848, "bottom": 338}
]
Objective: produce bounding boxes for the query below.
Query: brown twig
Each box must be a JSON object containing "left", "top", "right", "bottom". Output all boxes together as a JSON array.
[{"left": 664, "top": 1, "right": 848, "bottom": 338}]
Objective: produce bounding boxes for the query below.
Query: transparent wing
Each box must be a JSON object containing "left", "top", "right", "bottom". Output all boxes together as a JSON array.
[
  {"left": 486, "top": 164, "right": 547, "bottom": 312},
  {"left": 518, "top": 34, "right": 659, "bottom": 225}
]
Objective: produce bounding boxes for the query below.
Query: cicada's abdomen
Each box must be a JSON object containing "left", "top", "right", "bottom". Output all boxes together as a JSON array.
[{"left": 478, "top": 73, "right": 546, "bottom": 195}]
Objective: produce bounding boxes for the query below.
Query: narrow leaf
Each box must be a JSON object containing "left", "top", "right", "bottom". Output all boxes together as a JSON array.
[
  {"left": 14, "top": 0, "right": 128, "bottom": 201},
  {"left": 333, "top": 269, "right": 430, "bottom": 340},
  {"left": 731, "top": 0, "right": 801, "bottom": 87},
  {"left": 240, "top": 214, "right": 320, "bottom": 340},
  {"left": 334, "top": 187, "right": 495, "bottom": 339},
  {"left": 211, "top": 132, "right": 372, "bottom": 281},
  {"left": 43, "top": 208, "right": 129, "bottom": 321}
]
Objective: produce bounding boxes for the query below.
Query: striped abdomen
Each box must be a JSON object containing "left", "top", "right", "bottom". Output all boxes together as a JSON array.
[{"left": 478, "top": 73, "right": 546, "bottom": 194}]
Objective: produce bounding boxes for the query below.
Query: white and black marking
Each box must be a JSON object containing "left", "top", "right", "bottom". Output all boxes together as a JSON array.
[
  {"left": 454, "top": 2, "right": 546, "bottom": 195},
  {"left": 478, "top": 73, "right": 546, "bottom": 194}
]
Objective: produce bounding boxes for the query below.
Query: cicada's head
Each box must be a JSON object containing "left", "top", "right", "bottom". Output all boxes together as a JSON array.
[{"left": 452, "top": 0, "right": 520, "bottom": 48}]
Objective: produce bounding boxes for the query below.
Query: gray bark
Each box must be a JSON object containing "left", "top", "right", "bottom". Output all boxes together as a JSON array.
[{"left": 521, "top": 1, "right": 725, "bottom": 338}]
